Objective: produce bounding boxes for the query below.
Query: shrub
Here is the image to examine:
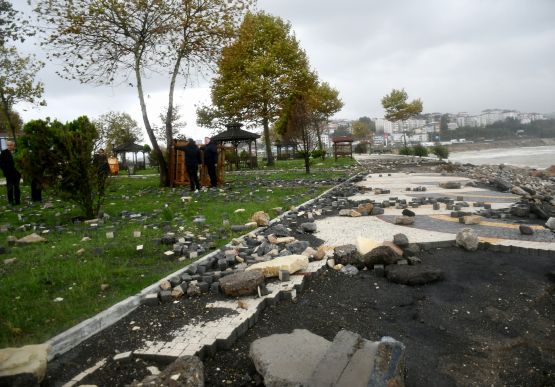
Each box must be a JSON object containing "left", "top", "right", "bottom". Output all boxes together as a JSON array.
[
  {"left": 413, "top": 143, "right": 429, "bottom": 157},
  {"left": 354, "top": 143, "right": 368, "bottom": 154},
  {"left": 432, "top": 144, "right": 449, "bottom": 160},
  {"left": 311, "top": 149, "right": 326, "bottom": 159},
  {"left": 18, "top": 116, "right": 108, "bottom": 218},
  {"left": 398, "top": 146, "right": 413, "bottom": 155}
]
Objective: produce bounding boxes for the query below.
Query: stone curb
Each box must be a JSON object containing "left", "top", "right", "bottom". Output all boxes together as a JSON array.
[{"left": 46, "top": 172, "right": 364, "bottom": 360}]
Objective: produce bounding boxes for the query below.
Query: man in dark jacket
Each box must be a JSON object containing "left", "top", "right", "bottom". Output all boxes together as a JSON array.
[
  {"left": 176, "top": 138, "right": 202, "bottom": 192},
  {"left": 0, "top": 140, "right": 21, "bottom": 205},
  {"left": 204, "top": 138, "right": 218, "bottom": 188}
]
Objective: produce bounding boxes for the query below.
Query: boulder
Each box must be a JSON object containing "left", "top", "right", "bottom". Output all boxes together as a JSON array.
[
  {"left": 519, "top": 225, "right": 534, "bottom": 235},
  {"left": 246, "top": 255, "right": 308, "bottom": 278},
  {"left": 251, "top": 211, "right": 270, "bottom": 227},
  {"left": 510, "top": 204, "right": 530, "bottom": 218},
  {"left": 361, "top": 241, "right": 403, "bottom": 267},
  {"left": 439, "top": 181, "right": 461, "bottom": 189},
  {"left": 355, "top": 238, "right": 382, "bottom": 256},
  {"left": 339, "top": 209, "right": 362, "bottom": 217},
  {"left": 16, "top": 233, "right": 46, "bottom": 244},
  {"left": 131, "top": 355, "right": 204, "bottom": 387},
  {"left": 494, "top": 178, "right": 512, "bottom": 192},
  {"left": 456, "top": 228, "right": 479, "bottom": 251},
  {"left": 266, "top": 224, "right": 290, "bottom": 237},
  {"left": 219, "top": 271, "right": 264, "bottom": 297},
  {"left": 249, "top": 329, "right": 331, "bottom": 387},
  {"left": 394, "top": 216, "right": 415, "bottom": 226},
  {"left": 462, "top": 215, "right": 482, "bottom": 225},
  {"left": 286, "top": 240, "right": 309, "bottom": 254},
  {"left": 546, "top": 217, "right": 555, "bottom": 231},
  {"left": 385, "top": 264, "right": 444, "bottom": 285},
  {"left": 511, "top": 186, "right": 528, "bottom": 196},
  {"left": 334, "top": 244, "right": 363, "bottom": 268},
  {"left": 340, "top": 264, "right": 359, "bottom": 276},
  {"left": 0, "top": 344, "right": 50, "bottom": 386},
  {"left": 401, "top": 209, "right": 415, "bottom": 217},
  {"left": 356, "top": 202, "right": 374, "bottom": 215},
  {"left": 393, "top": 233, "right": 409, "bottom": 248},
  {"left": 301, "top": 222, "right": 317, "bottom": 233}
]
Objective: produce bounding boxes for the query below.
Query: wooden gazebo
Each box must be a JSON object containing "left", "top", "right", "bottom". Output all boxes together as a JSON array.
[
  {"left": 211, "top": 122, "right": 260, "bottom": 170},
  {"left": 332, "top": 136, "right": 353, "bottom": 160},
  {"left": 275, "top": 139, "right": 298, "bottom": 160},
  {"left": 113, "top": 141, "right": 146, "bottom": 172}
]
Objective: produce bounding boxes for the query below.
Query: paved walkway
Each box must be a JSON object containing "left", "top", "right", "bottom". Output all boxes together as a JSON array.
[
  {"left": 53, "top": 170, "right": 555, "bottom": 385},
  {"left": 315, "top": 172, "right": 555, "bottom": 250}
]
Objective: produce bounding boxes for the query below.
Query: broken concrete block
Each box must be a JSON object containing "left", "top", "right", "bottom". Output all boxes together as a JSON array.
[
  {"left": 246, "top": 255, "right": 309, "bottom": 278},
  {"left": 219, "top": 271, "right": 265, "bottom": 297},
  {"left": 0, "top": 344, "right": 51, "bottom": 386}
]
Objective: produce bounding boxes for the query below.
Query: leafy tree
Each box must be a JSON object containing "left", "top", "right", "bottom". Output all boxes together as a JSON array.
[
  {"left": 0, "top": 109, "right": 22, "bottom": 136},
  {"left": 413, "top": 143, "right": 429, "bottom": 157},
  {"left": 198, "top": 12, "right": 312, "bottom": 166},
  {"left": 381, "top": 88, "right": 423, "bottom": 146},
  {"left": 432, "top": 144, "right": 449, "bottom": 160},
  {"left": 310, "top": 82, "right": 343, "bottom": 154},
  {"left": 440, "top": 113, "right": 449, "bottom": 132},
  {"left": 0, "top": 0, "right": 34, "bottom": 45},
  {"left": 35, "top": 0, "right": 253, "bottom": 186},
  {"left": 0, "top": 45, "right": 44, "bottom": 142},
  {"left": 352, "top": 120, "right": 371, "bottom": 141},
  {"left": 94, "top": 111, "right": 143, "bottom": 154},
  {"left": 17, "top": 116, "right": 108, "bottom": 218}
]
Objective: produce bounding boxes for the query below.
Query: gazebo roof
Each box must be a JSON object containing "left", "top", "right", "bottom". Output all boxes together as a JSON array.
[
  {"left": 212, "top": 123, "right": 260, "bottom": 143},
  {"left": 113, "top": 141, "right": 144, "bottom": 153},
  {"left": 332, "top": 136, "right": 353, "bottom": 143}
]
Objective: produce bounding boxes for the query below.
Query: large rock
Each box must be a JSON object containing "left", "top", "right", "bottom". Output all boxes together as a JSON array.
[
  {"left": 250, "top": 329, "right": 331, "bottom": 387},
  {"left": 356, "top": 202, "right": 374, "bottom": 215},
  {"left": 0, "top": 344, "right": 50, "bottom": 386},
  {"left": 286, "top": 240, "right": 310, "bottom": 255},
  {"left": 361, "top": 242, "right": 403, "bottom": 267},
  {"left": 456, "top": 228, "right": 479, "bottom": 251},
  {"left": 339, "top": 209, "right": 362, "bottom": 217},
  {"left": 511, "top": 186, "right": 528, "bottom": 196},
  {"left": 246, "top": 255, "right": 308, "bottom": 278},
  {"left": 219, "top": 271, "right": 264, "bottom": 297},
  {"left": 266, "top": 224, "right": 290, "bottom": 237},
  {"left": 355, "top": 238, "right": 382, "bottom": 256},
  {"left": 301, "top": 222, "right": 317, "bottom": 233},
  {"left": 394, "top": 216, "right": 415, "bottom": 226},
  {"left": 439, "top": 181, "right": 461, "bottom": 189},
  {"left": 251, "top": 211, "right": 270, "bottom": 227},
  {"left": 546, "top": 217, "right": 555, "bottom": 231},
  {"left": 462, "top": 215, "right": 482, "bottom": 225},
  {"left": 393, "top": 233, "right": 409, "bottom": 248},
  {"left": 16, "top": 233, "right": 46, "bottom": 244},
  {"left": 385, "top": 264, "right": 444, "bottom": 285},
  {"left": 494, "top": 178, "right": 512, "bottom": 192},
  {"left": 334, "top": 244, "right": 363, "bottom": 268},
  {"left": 131, "top": 356, "right": 203, "bottom": 387}
]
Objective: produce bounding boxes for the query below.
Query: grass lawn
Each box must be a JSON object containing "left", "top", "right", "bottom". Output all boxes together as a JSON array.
[{"left": 0, "top": 157, "right": 357, "bottom": 347}]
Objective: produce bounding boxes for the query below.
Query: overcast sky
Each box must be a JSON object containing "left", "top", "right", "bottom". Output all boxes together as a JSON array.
[{"left": 14, "top": 0, "right": 555, "bottom": 141}]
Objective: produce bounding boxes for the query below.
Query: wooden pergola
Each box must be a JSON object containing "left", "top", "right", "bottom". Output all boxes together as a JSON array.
[
  {"left": 211, "top": 123, "right": 260, "bottom": 170},
  {"left": 275, "top": 139, "right": 298, "bottom": 160},
  {"left": 332, "top": 136, "right": 354, "bottom": 160},
  {"left": 112, "top": 142, "right": 146, "bottom": 173}
]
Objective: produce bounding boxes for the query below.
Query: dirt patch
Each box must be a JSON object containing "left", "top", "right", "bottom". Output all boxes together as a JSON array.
[{"left": 203, "top": 248, "right": 555, "bottom": 387}]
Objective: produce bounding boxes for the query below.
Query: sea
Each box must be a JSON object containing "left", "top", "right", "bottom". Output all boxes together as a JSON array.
[{"left": 448, "top": 145, "right": 555, "bottom": 169}]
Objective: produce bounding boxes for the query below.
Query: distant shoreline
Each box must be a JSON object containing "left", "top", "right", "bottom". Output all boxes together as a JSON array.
[{"left": 448, "top": 137, "right": 555, "bottom": 153}]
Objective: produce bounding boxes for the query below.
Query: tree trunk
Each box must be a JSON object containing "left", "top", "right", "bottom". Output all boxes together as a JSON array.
[
  {"left": 134, "top": 55, "right": 168, "bottom": 186},
  {"left": 262, "top": 115, "right": 274, "bottom": 166},
  {"left": 262, "top": 102, "right": 274, "bottom": 166},
  {"left": 0, "top": 96, "right": 16, "bottom": 142},
  {"left": 165, "top": 49, "right": 184, "bottom": 183}
]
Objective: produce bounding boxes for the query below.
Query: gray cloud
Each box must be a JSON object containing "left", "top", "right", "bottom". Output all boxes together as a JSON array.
[{"left": 13, "top": 0, "right": 555, "bottom": 140}]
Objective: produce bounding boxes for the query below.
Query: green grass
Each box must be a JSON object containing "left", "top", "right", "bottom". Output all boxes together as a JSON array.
[{"left": 0, "top": 161, "right": 355, "bottom": 347}]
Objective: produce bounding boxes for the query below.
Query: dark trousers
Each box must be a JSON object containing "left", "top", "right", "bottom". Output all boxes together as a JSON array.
[
  {"left": 31, "top": 179, "right": 42, "bottom": 202},
  {"left": 186, "top": 164, "right": 200, "bottom": 191},
  {"left": 6, "top": 177, "right": 20, "bottom": 205},
  {"left": 207, "top": 163, "right": 217, "bottom": 187}
]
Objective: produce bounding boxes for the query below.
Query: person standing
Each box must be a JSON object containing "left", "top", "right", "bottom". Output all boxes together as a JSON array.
[
  {"left": 0, "top": 140, "right": 21, "bottom": 205},
  {"left": 204, "top": 138, "right": 218, "bottom": 188},
  {"left": 176, "top": 138, "right": 202, "bottom": 192}
]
